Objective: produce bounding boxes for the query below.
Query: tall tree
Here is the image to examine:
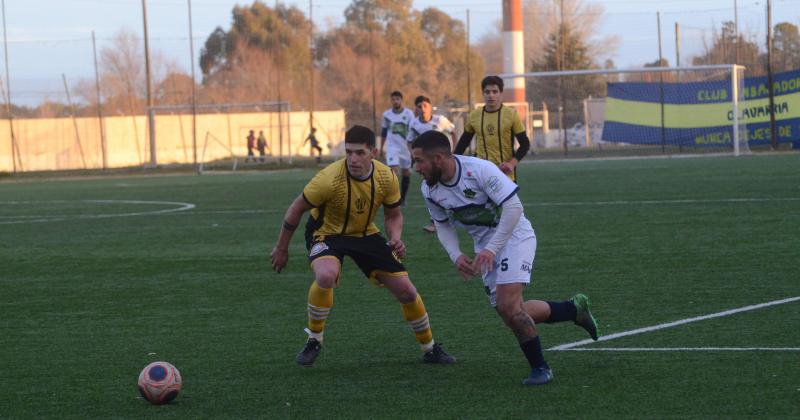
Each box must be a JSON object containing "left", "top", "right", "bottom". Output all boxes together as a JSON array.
[
  {"left": 527, "top": 0, "right": 611, "bottom": 126},
  {"left": 199, "top": 1, "right": 311, "bottom": 106},
  {"left": 317, "top": 0, "right": 483, "bottom": 126},
  {"left": 773, "top": 22, "right": 800, "bottom": 72},
  {"left": 692, "top": 21, "right": 763, "bottom": 74},
  {"left": 193, "top": 0, "right": 485, "bottom": 125}
]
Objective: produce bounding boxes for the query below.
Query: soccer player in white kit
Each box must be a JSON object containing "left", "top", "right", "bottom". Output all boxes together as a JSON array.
[
  {"left": 407, "top": 95, "right": 456, "bottom": 149},
  {"left": 380, "top": 91, "right": 415, "bottom": 205},
  {"left": 407, "top": 95, "right": 457, "bottom": 233},
  {"left": 410, "top": 130, "right": 600, "bottom": 386}
]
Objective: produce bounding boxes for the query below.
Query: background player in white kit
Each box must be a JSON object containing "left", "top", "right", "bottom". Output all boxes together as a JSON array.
[
  {"left": 407, "top": 95, "right": 456, "bottom": 149},
  {"left": 407, "top": 95, "right": 456, "bottom": 233},
  {"left": 410, "top": 130, "right": 600, "bottom": 386},
  {"left": 380, "top": 91, "right": 415, "bottom": 205}
]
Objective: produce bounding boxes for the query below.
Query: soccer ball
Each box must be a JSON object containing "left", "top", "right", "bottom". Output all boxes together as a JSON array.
[{"left": 137, "top": 361, "right": 182, "bottom": 405}]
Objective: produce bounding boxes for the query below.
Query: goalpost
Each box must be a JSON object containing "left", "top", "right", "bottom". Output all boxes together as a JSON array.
[
  {"left": 498, "top": 64, "right": 748, "bottom": 157},
  {"left": 149, "top": 101, "right": 291, "bottom": 171}
]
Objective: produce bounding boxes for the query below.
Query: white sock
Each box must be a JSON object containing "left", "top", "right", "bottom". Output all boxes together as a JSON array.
[{"left": 304, "top": 327, "right": 324, "bottom": 342}]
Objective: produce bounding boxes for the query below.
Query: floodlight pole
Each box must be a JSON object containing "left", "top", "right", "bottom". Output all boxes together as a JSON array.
[
  {"left": 92, "top": 31, "right": 107, "bottom": 170},
  {"left": 558, "top": 0, "right": 567, "bottom": 156},
  {"left": 1, "top": 0, "right": 19, "bottom": 172},
  {"left": 142, "top": 0, "right": 157, "bottom": 166},
  {"left": 674, "top": 23, "right": 680, "bottom": 69},
  {"left": 657, "top": 12, "right": 666, "bottom": 152},
  {"left": 734, "top": 0, "right": 739, "bottom": 65},
  {"left": 765, "top": 0, "right": 778, "bottom": 149},
  {"left": 309, "top": 0, "right": 314, "bottom": 132},
  {"left": 370, "top": 25, "right": 377, "bottom": 133},
  {"left": 188, "top": 0, "right": 198, "bottom": 170},
  {"left": 466, "top": 9, "right": 472, "bottom": 109}
]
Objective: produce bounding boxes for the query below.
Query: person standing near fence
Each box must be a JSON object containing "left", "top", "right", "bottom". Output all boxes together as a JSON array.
[
  {"left": 303, "top": 127, "right": 323, "bottom": 163},
  {"left": 257, "top": 130, "right": 269, "bottom": 163},
  {"left": 454, "top": 76, "right": 531, "bottom": 182},
  {"left": 246, "top": 130, "right": 257, "bottom": 162}
]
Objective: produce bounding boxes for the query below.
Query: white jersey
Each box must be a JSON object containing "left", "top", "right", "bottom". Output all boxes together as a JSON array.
[
  {"left": 381, "top": 108, "right": 415, "bottom": 150},
  {"left": 407, "top": 114, "right": 455, "bottom": 143},
  {"left": 421, "top": 155, "right": 535, "bottom": 251}
]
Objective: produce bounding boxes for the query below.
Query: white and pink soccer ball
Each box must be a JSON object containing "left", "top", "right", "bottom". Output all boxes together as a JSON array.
[{"left": 138, "top": 361, "right": 182, "bottom": 405}]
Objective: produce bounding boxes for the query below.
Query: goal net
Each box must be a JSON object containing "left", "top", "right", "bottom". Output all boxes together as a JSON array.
[
  {"left": 149, "top": 101, "right": 291, "bottom": 171},
  {"left": 499, "top": 65, "right": 750, "bottom": 157}
]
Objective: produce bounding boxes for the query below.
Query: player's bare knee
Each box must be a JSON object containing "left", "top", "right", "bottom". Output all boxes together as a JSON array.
[
  {"left": 315, "top": 270, "right": 338, "bottom": 288},
  {"left": 495, "top": 301, "right": 519, "bottom": 322},
  {"left": 389, "top": 281, "right": 417, "bottom": 303}
]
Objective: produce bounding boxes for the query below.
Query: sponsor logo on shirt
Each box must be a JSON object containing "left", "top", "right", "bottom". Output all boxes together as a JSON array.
[
  {"left": 309, "top": 242, "right": 329, "bottom": 257},
  {"left": 487, "top": 176, "right": 501, "bottom": 192}
]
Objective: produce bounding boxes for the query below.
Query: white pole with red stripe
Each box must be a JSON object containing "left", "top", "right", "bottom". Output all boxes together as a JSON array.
[{"left": 502, "top": 0, "right": 525, "bottom": 103}]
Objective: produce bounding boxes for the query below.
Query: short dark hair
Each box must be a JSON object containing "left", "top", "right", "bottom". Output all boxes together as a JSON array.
[
  {"left": 411, "top": 130, "right": 451, "bottom": 155},
  {"left": 390, "top": 90, "right": 403, "bottom": 98},
  {"left": 481, "top": 75, "right": 504, "bottom": 92},
  {"left": 414, "top": 95, "right": 431, "bottom": 106},
  {"left": 344, "top": 125, "right": 376, "bottom": 148}
]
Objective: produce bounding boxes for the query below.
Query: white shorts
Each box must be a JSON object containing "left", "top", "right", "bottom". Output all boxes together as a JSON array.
[
  {"left": 482, "top": 235, "right": 536, "bottom": 307},
  {"left": 385, "top": 146, "right": 411, "bottom": 169}
]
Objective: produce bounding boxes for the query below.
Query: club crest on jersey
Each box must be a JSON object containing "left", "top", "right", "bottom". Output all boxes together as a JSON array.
[
  {"left": 309, "top": 242, "right": 329, "bottom": 257},
  {"left": 462, "top": 188, "right": 476, "bottom": 198},
  {"left": 355, "top": 197, "right": 367, "bottom": 213}
]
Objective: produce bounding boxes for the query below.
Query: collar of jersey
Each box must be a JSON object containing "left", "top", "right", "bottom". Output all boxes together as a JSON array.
[
  {"left": 346, "top": 161, "right": 374, "bottom": 181},
  {"left": 482, "top": 104, "right": 503, "bottom": 114},
  {"left": 440, "top": 156, "right": 462, "bottom": 188}
]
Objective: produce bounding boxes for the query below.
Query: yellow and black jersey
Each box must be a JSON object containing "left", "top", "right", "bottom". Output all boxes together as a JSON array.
[
  {"left": 302, "top": 159, "right": 401, "bottom": 239},
  {"left": 464, "top": 105, "right": 525, "bottom": 180}
]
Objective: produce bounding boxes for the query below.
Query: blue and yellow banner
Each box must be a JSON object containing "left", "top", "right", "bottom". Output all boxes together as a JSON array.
[{"left": 602, "top": 69, "right": 800, "bottom": 146}]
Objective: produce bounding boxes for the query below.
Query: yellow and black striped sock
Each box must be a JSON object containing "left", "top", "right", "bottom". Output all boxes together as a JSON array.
[
  {"left": 401, "top": 294, "right": 434, "bottom": 352},
  {"left": 307, "top": 281, "right": 333, "bottom": 338}
]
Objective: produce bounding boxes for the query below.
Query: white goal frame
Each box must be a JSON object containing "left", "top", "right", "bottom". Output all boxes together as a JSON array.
[
  {"left": 149, "top": 101, "right": 292, "bottom": 169},
  {"left": 498, "top": 64, "right": 747, "bottom": 156}
]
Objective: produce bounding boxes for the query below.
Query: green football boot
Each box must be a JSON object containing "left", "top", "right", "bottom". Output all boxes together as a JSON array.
[{"left": 572, "top": 293, "right": 600, "bottom": 341}]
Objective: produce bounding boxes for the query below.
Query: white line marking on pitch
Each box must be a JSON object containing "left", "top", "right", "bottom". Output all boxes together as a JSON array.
[
  {"left": 137, "top": 197, "right": 800, "bottom": 215},
  {"left": 0, "top": 200, "right": 195, "bottom": 225},
  {"left": 549, "top": 295, "right": 800, "bottom": 351},
  {"left": 554, "top": 347, "right": 800, "bottom": 352},
  {"left": 531, "top": 197, "right": 800, "bottom": 207}
]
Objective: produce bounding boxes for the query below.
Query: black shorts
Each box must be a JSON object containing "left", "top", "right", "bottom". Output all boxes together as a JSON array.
[{"left": 305, "top": 229, "right": 406, "bottom": 280}]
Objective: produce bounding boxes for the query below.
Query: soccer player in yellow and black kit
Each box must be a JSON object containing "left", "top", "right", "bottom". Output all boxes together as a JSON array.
[
  {"left": 270, "top": 125, "right": 455, "bottom": 367},
  {"left": 454, "top": 75, "right": 531, "bottom": 181}
]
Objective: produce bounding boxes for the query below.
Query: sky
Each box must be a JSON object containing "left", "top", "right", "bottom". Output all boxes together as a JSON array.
[{"left": 4, "top": 0, "right": 800, "bottom": 106}]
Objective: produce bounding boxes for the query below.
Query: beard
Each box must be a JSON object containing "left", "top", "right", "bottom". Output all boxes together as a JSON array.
[{"left": 425, "top": 166, "right": 442, "bottom": 186}]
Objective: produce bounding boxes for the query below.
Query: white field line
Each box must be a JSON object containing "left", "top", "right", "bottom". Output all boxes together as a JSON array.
[
  {"left": 552, "top": 347, "right": 800, "bottom": 352},
  {"left": 0, "top": 200, "right": 195, "bottom": 225},
  {"left": 549, "top": 295, "right": 800, "bottom": 351},
  {"left": 2, "top": 196, "right": 797, "bottom": 221},
  {"left": 123, "top": 196, "right": 800, "bottom": 215},
  {"left": 529, "top": 197, "right": 800, "bottom": 207}
]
